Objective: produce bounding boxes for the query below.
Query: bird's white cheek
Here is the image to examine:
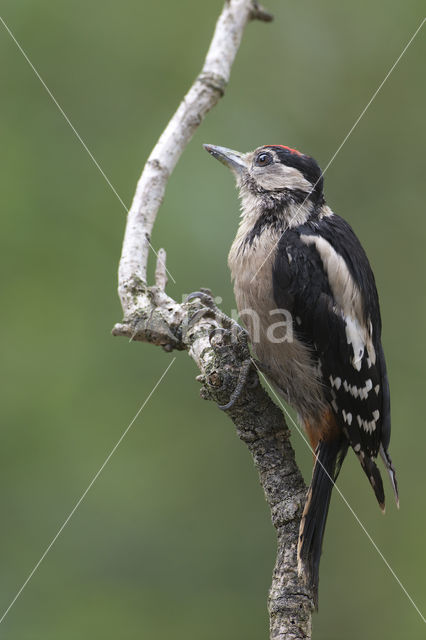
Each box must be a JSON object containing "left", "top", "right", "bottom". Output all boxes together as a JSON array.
[{"left": 254, "top": 165, "right": 311, "bottom": 192}]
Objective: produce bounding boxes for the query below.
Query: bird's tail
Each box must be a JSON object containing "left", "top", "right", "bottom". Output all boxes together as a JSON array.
[
  {"left": 297, "top": 436, "right": 348, "bottom": 608},
  {"left": 379, "top": 444, "right": 399, "bottom": 509},
  {"left": 356, "top": 451, "right": 385, "bottom": 512}
]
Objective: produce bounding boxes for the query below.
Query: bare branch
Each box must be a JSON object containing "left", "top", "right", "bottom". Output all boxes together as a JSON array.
[
  {"left": 154, "top": 248, "right": 168, "bottom": 291},
  {"left": 113, "top": 1, "right": 314, "bottom": 637},
  {"left": 250, "top": 2, "right": 274, "bottom": 22},
  {"left": 118, "top": 0, "right": 266, "bottom": 308}
]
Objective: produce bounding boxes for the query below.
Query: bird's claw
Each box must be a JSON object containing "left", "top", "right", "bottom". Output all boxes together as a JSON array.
[
  {"left": 183, "top": 290, "right": 220, "bottom": 333},
  {"left": 184, "top": 289, "right": 216, "bottom": 308},
  {"left": 209, "top": 326, "right": 231, "bottom": 346},
  {"left": 217, "top": 357, "right": 253, "bottom": 410},
  {"left": 185, "top": 290, "right": 252, "bottom": 410}
]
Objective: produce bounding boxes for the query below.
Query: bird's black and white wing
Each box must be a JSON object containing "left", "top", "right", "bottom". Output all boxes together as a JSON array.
[{"left": 273, "top": 213, "right": 398, "bottom": 506}]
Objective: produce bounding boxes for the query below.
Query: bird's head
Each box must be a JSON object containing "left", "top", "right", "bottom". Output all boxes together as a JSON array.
[{"left": 204, "top": 144, "right": 324, "bottom": 225}]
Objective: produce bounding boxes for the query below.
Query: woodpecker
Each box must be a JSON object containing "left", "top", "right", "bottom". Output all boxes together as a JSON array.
[{"left": 204, "top": 143, "right": 399, "bottom": 605}]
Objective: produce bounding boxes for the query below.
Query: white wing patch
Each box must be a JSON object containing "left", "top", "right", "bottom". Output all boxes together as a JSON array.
[
  {"left": 342, "top": 410, "right": 353, "bottom": 425},
  {"left": 341, "top": 378, "right": 373, "bottom": 400},
  {"left": 300, "top": 234, "right": 376, "bottom": 370},
  {"left": 356, "top": 412, "right": 380, "bottom": 434},
  {"left": 329, "top": 375, "right": 341, "bottom": 390},
  {"left": 344, "top": 316, "right": 365, "bottom": 371}
]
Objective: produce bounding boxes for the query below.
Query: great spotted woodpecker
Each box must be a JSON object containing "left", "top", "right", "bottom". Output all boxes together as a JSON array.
[{"left": 204, "top": 143, "right": 399, "bottom": 605}]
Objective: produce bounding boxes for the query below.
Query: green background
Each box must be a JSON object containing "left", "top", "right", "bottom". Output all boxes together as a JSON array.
[{"left": 0, "top": 1, "right": 425, "bottom": 638}]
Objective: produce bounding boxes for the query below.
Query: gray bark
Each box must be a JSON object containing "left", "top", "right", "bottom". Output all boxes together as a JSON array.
[{"left": 112, "top": 1, "right": 314, "bottom": 637}]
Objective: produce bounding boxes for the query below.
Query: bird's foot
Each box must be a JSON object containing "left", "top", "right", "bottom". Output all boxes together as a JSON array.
[
  {"left": 185, "top": 289, "right": 254, "bottom": 410},
  {"left": 217, "top": 357, "right": 255, "bottom": 410},
  {"left": 208, "top": 325, "right": 256, "bottom": 411},
  {"left": 184, "top": 289, "right": 231, "bottom": 327},
  {"left": 184, "top": 289, "right": 249, "bottom": 340},
  {"left": 185, "top": 288, "right": 216, "bottom": 308}
]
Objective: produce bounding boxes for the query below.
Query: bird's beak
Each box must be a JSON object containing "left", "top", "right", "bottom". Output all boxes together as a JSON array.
[{"left": 203, "top": 144, "right": 247, "bottom": 176}]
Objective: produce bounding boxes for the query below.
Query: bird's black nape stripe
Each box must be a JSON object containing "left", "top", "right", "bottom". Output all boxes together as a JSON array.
[{"left": 267, "top": 146, "right": 324, "bottom": 201}]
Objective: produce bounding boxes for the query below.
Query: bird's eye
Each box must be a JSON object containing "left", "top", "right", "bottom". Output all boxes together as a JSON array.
[{"left": 255, "top": 152, "right": 272, "bottom": 167}]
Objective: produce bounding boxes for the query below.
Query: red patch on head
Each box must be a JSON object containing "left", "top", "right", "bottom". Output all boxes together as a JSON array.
[{"left": 265, "top": 144, "right": 302, "bottom": 156}]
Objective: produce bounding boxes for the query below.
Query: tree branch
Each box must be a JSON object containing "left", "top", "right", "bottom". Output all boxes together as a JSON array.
[{"left": 113, "top": 1, "right": 314, "bottom": 637}]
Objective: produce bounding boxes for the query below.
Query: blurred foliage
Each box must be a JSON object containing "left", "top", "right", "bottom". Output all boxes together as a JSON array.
[{"left": 0, "top": 1, "right": 425, "bottom": 638}]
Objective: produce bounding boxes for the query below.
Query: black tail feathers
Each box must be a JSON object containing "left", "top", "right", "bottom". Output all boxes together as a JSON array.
[
  {"left": 297, "top": 436, "right": 348, "bottom": 608},
  {"left": 379, "top": 444, "right": 399, "bottom": 508},
  {"left": 354, "top": 443, "right": 399, "bottom": 512},
  {"left": 358, "top": 453, "right": 385, "bottom": 512}
]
